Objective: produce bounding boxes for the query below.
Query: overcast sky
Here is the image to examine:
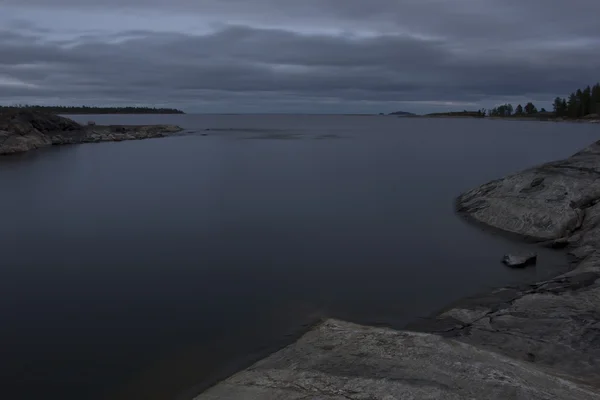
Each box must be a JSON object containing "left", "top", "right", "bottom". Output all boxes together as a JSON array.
[{"left": 1, "top": 1, "right": 599, "bottom": 113}]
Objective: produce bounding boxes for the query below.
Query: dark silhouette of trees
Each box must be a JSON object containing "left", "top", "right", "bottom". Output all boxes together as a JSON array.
[
  {"left": 425, "top": 110, "right": 485, "bottom": 117},
  {"left": 488, "top": 103, "right": 513, "bottom": 117},
  {"left": 567, "top": 93, "right": 579, "bottom": 118},
  {"left": 487, "top": 82, "right": 600, "bottom": 120},
  {"left": 0, "top": 105, "right": 184, "bottom": 114},
  {"left": 551, "top": 83, "right": 600, "bottom": 119},
  {"left": 592, "top": 84, "right": 600, "bottom": 114},
  {"left": 524, "top": 102, "right": 537, "bottom": 115},
  {"left": 582, "top": 86, "right": 592, "bottom": 116},
  {"left": 553, "top": 97, "right": 568, "bottom": 116},
  {"left": 515, "top": 104, "right": 523, "bottom": 115}
]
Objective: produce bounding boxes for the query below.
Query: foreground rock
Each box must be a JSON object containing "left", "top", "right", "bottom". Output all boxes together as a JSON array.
[
  {"left": 195, "top": 141, "right": 600, "bottom": 398},
  {"left": 502, "top": 252, "right": 537, "bottom": 267},
  {"left": 0, "top": 110, "right": 182, "bottom": 155},
  {"left": 409, "top": 140, "right": 600, "bottom": 388},
  {"left": 196, "top": 320, "right": 600, "bottom": 399},
  {"left": 456, "top": 141, "right": 600, "bottom": 243}
]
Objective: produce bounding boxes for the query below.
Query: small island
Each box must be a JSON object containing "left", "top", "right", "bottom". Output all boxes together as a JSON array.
[
  {"left": 388, "top": 110, "right": 416, "bottom": 116},
  {"left": 0, "top": 105, "right": 185, "bottom": 114}
]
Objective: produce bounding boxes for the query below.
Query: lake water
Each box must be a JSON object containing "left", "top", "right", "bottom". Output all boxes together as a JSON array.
[{"left": 1, "top": 115, "right": 598, "bottom": 400}]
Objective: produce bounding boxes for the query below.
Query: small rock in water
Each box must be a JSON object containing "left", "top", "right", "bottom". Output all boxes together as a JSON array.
[{"left": 502, "top": 253, "right": 537, "bottom": 268}]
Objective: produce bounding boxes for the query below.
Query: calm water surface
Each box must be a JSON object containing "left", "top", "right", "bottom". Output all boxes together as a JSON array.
[{"left": 1, "top": 115, "right": 598, "bottom": 400}]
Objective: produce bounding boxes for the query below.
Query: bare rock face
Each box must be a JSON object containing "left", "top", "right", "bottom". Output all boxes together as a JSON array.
[
  {"left": 0, "top": 129, "right": 52, "bottom": 154},
  {"left": 0, "top": 109, "right": 82, "bottom": 134},
  {"left": 409, "top": 139, "right": 600, "bottom": 389},
  {"left": 457, "top": 140, "right": 600, "bottom": 242},
  {"left": 81, "top": 124, "right": 183, "bottom": 143},
  {"left": 0, "top": 110, "right": 183, "bottom": 155},
  {"left": 196, "top": 320, "right": 600, "bottom": 400},
  {"left": 0, "top": 110, "right": 80, "bottom": 154}
]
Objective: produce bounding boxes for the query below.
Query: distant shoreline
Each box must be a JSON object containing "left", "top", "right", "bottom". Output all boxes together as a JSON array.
[
  {"left": 59, "top": 111, "right": 185, "bottom": 115},
  {"left": 418, "top": 115, "right": 600, "bottom": 123},
  {"left": 0, "top": 106, "right": 185, "bottom": 115}
]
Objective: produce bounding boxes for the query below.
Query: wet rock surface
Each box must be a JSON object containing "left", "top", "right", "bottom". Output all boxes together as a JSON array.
[{"left": 0, "top": 110, "right": 182, "bottom": 155}]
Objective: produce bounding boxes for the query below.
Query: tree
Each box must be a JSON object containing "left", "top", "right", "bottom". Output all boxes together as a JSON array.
[
  {"left": 567, "top": 92, "right": 578, "bottom": 118},
  {"left": 576, "top": 89, "right": 584, "bottom": 117},
  {"left": 540, "top": 107, "right": 547, "bottom": 113},
  {"left": 592, "top": 83, "right": 600, "bottom": 114},
  {"left": 553, "top": 97, "right": 564, "bottom": 116},
  {"left": 582, "top": 86, "right": 592, "bottom": 116},
  {"left": 489, "top": 103, "right": 514, "bottom": 117},
  {"left": 515, "top": 104, "right": 524, "bottom": 115},
  {"left": 524, "top": 102, "right": 538, "bottom": 115}
]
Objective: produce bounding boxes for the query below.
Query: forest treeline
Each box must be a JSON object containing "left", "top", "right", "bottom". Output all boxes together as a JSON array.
[
  {"left": 488, "top": 83, "right": 600, "bottom": 118},
  {"left": 0, "top": 105, "right": 184, "bottom": 114}
]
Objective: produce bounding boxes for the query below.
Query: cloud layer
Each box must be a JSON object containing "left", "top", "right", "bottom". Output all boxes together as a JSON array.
[{"left": 2, "top": 1, "right": 600, "bottom": 113}]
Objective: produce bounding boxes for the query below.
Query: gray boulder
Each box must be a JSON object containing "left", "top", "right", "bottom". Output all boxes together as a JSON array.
[{"left": 502, "top": 252, "right": 537, "bottom": 267}]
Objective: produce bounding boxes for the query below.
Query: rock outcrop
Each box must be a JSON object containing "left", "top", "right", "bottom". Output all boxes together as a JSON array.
[
  {"left": 456, "top": 140, "right": 600, "bottom": 243},
  {"left": 196, "top": 320, "right": 600, "bottom": 400},
  {"left": 0, "top": 110, "right": 182, "bottom": 155},
  {"left": 409, "top": 140, "right": 600, "bottom": 389},
  {"left": 193, "top": 140, "right": 600, "bottom": 399}
]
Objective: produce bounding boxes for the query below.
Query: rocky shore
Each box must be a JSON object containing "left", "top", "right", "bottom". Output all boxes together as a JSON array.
[
  {"left": 0, "top": 110, "right": 182, "bottom": 155},
  {"left": 195, "top": 140, "right": 600, "bottom": 399},
  {"left": 410, "top": 139, "right": 600, "bottom": 386}
]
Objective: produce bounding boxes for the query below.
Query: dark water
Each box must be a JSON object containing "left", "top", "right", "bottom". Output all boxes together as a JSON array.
[{"left": 1, "top": 115, "right": 598, "bottom": 400}]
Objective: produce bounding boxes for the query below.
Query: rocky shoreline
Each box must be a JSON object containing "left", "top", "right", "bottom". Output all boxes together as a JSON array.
[
  {"left": 194, "top": 139, "right": 600, "bottom": 399},
  {"left": 0, "top": 110, "right": 182, "bottom": 155},
  {"left": 407, "top": 139, "right": 600, "bottom": 386}
]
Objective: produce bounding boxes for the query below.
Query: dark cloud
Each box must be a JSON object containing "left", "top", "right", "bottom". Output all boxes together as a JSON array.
[{"left": 1, "top": 1, "right": 600, "bottom": 113}]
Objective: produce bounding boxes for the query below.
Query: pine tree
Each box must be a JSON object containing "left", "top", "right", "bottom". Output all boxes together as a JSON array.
[
  {"left": 576, "top": 89, "right": 584, "bottom": 117},
  {"left": 591, "top": 83, "right": 600, "bottom": 114},
  {"left": 561, "top": 98, "right": 567, "bottom": 116},
  {"left": 524, "top": 102, "right": 538, "bottom": 115},
  {"left": 515, "top": 104, "right": 523, "bottom": 115},
  {"left": 567, "top": 93, "right": 578, "bottom": 118},
  {"left": 553, "top": 97, "right": 563, "bottom": 116},
  {"left": 582, "top": 86, "right": 592, "bottom": 116}
]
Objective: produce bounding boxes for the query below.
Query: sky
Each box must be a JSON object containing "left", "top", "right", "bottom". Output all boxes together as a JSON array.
[{"left": 1, "top": 0, "right": 600, "bottom": 114}]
